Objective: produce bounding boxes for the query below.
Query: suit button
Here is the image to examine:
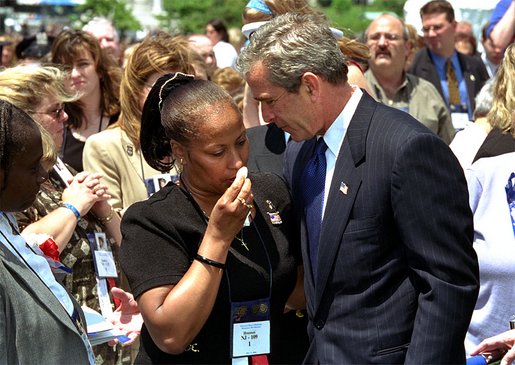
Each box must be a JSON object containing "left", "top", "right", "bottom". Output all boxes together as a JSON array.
[{"left": 315, "top": 319, "right": 325, "bottom": 329}]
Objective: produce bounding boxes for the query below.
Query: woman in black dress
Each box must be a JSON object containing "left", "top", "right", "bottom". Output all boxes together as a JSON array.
[{"left": 120, "top": 73, "right": 304, "bottom": 364}]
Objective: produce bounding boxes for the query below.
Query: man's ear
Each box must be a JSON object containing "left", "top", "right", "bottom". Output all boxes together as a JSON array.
[
  {"left": 405, "top": 39, "right": 413, "bottom": 61},
  {"left": 300, "top": 72, "right": 320, "bottom": 100}
]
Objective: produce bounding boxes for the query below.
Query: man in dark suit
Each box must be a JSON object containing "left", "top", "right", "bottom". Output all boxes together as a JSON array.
[
  {"left": 237, "top": 12, "right": 479, "bottom": 364},
  {"left": 408, "top": 0, "right": 489, "bottom": 124}
]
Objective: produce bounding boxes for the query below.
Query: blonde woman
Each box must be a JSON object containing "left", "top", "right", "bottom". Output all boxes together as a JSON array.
[
  {"left": 0, "top": 64, "right": 130, "bottom": 364},
  {"left": 465, "top": 44, "right": 515, "bottom": 354}
]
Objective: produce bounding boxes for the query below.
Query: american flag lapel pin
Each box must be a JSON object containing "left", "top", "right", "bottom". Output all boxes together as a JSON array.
[{"left": 340, "top": 182, "right": 349, "bottom": 195}]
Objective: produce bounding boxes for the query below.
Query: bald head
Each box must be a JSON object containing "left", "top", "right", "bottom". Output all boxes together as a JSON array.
[{"left": 188, "top": 34, "right": 217, "bottom": 70}]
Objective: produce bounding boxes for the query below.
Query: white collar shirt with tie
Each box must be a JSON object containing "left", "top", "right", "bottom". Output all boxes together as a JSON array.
[{"left": 321, "top": 86, "right": 363, "bottom": 218}]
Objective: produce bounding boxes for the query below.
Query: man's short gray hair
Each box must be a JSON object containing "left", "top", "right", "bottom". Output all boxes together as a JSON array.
[
  {"left": 82, "top": 17, "right": 119, "bottom": 42},
  {"left": 474, "top": 78, "right": 494, "bottom": 119},
  {"left": 236, "top": 12, "right": 347, "bottom": 92}
]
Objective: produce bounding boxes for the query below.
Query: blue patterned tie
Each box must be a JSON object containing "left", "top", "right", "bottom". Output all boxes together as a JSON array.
[{"left": 301, "top": 138, "right": 327, "bottom": 278}]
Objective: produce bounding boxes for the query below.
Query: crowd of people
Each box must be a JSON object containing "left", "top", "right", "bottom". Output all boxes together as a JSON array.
[{"left": 0, "top": 0, "right": 514, "bottom": 364}]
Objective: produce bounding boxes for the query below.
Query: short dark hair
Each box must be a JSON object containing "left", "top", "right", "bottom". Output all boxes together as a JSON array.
[
  {"left": 140, "top": 73, "right": 237, "bottom": 172},
  {"left": 0, "top": 99, "right": 39, "bottom": 190},
  {"left": 420, "top": 0, "right": 455, "bottom": 23},
  {"left": 207, "top": 19, "right": 229, "bottom": 43}
]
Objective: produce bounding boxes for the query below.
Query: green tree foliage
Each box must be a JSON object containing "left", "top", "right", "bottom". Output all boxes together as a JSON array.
[
  {"left": 159, "top": 0, "right": 246, "bottom": 35},
  {"left": 156, "top": 0, "right": 404, "bottom": 37},
  {"left": 69, "top": 0, "right": 141, "bottom": 32},
  {"left": 367, "top": 0, "right": 405, "bottom": 16},
  {"left": 322, "top": 0, "right": 405, "bottom": 37}
]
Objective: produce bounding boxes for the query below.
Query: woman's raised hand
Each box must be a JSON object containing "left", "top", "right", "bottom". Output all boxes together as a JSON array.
[{"left": 205, "top": 167, "right": 253, "bottom": 249}]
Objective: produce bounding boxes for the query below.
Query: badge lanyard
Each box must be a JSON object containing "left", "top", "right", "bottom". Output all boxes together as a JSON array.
[
  {"left": 179, "top": 181, "right": 274, "bottom": 363},
  {"left": 228, "top": 222, "right": 273, "bottom": 362},
  {"left": 506, "top": 172, "right": 515, "bottom": 237},
  {"left": 53, "top": 161, "right": 117, "bottom": 318}
]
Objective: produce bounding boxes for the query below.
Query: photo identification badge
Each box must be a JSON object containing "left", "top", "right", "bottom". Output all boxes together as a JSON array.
[
  {"left": 88, "top": 232, "right": 118, "bottom": 278},
  {"left": 230, "top": 297, "right": 271, "bottom": 359}
]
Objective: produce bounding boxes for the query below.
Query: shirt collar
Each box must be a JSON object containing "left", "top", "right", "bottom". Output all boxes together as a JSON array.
[
  {"left": 430, "top": 50, "right": 459, "bottom": 69},
  {"left": 323, "top": 86, "right": 363, "bottom": 158}
]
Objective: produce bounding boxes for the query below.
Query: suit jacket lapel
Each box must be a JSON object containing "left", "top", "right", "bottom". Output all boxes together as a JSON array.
[
  {"left": 458, "top": 53, "right": 475, "bottom": 109},
  {"left": 423, "top": 49, "right": 444, "bottom": 97},
  {"left": 314, "top": 92, "right": 376, "bottom": 312},
  {"left": 121, "top": 132, "right": 145, "bottom": 179},
  {"left": 0, "top": 245, "right": 79, "bottom": 334}
]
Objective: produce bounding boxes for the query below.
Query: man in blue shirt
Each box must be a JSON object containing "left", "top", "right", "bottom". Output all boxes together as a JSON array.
[{"left": 408, "top": 0, "right": 489, "bottom": 126}]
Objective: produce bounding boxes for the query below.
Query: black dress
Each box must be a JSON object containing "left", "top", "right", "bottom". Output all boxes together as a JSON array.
[{"left": 120, "top": 172, "right": 300, "bottom": 364}]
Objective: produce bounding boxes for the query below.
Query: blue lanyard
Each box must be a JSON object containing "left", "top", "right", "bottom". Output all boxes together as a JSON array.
[{"left": 505, "top": 172, "right": 515, "bottom": 237}]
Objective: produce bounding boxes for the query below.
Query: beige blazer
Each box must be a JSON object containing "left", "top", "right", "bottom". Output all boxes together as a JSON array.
[{"left": 83, "top": 127, "right": 172, "bottom": 215}]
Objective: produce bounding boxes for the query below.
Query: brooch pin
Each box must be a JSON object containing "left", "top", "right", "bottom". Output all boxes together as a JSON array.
[
  {"left": 340, "top": 182, "right": 349, "bottom": 195},
  {"left": 265, "top": 200, "right": 283, "bottom": 225}
]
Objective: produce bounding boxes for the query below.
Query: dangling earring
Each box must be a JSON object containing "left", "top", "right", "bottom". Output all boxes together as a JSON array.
[{"left": 174, "top": 157, "right": 183, "bottom": 175}]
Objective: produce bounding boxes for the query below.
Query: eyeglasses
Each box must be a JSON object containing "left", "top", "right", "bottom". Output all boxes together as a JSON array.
[
  {"left": 262, "top": 90, "right": 287, "bottom": 107},
  {"left": 34, "top": 107, "right": 65, "bottom": 119},
  {"left": 367, "top": 32, "right": 403, "bottom": 42},
  {"left": 421, "top": 24, "right": 445, "bottom": 34}
]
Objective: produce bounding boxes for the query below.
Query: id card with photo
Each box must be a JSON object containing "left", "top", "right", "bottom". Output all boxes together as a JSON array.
[{"left": 88, "top": 232, "right": 117, "bottom": 278}]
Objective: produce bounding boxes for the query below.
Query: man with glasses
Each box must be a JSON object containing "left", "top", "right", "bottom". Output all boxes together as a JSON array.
[
  {"left": 365, "top": 13, "right": 455, "bottom": 143},
  {"left": 408, "top": 0, "right": 488, "bottom": 130}
]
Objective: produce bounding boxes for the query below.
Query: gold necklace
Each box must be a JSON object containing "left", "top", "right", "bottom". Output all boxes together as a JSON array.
[{"left": 234, "top": 231, "right": 249, "bottom": 251}]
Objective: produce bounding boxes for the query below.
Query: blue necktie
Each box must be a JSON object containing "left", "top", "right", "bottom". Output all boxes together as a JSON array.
[{"left": 300, "top": 138, "right": 327, "bottom": 278}]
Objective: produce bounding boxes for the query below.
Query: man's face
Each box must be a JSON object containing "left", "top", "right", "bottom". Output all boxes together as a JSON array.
[
  {"left": 421, "top": 12, "right": 456, "bottom": 55},
  {"left": 88, "top": 25, "right": 120, "bottom": 61},
  {"left": 366, "top": 16, "right": 409, "bottom": 75},
  {"left": 190, "top": 38, "right": 217, "bottom": 69},
  {"left": 245, "top": 62, "right": 320, "bottom": 142},
  {"left": 482, "top": 36, "right": 504, "bottom": 65}
]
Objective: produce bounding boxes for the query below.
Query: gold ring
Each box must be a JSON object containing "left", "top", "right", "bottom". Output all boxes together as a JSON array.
[
  {"left": 236, "top": 197, "right": 246, "bottom": 205},
  {"left": 245, "top": 204, "right": 253, "bottom": 211}
]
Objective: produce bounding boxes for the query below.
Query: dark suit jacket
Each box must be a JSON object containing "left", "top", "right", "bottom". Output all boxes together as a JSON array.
[
  {"left": 284, "top": 92, "right": 479, "bottom": 364},
  {"left": 408, "top": 48, "right": 489, "bottom": 113},
  {"left": 247, "top": 123, "right": 287, "bottom": 177}
]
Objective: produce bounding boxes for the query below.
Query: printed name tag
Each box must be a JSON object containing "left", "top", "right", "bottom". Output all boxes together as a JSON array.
[
  {"left": 93, "top": 251, "right": 118, "bottom": 278},
  {"left": 232, "top": 320, "right": 270, "bottom": 358}
]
